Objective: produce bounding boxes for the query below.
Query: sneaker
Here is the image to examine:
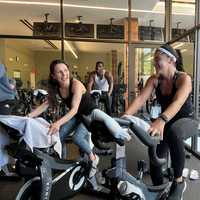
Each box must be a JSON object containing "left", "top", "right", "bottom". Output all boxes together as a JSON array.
[
  {"left": 168, "top": 180, "right": 187, "bottom": 200},
  {"left": 190, "top": 169, "right": 199, "bottom": 180},
  {"left": 89, "top": 155, "right": 99, "bottom": 178},
  {"left": 182, "top": 168, "right": 189, "bottom": 178}
]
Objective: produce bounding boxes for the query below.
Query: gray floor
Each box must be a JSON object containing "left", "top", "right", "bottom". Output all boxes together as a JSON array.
[{"left": 1, "top": 139, "right": 200, "bottom": 200}]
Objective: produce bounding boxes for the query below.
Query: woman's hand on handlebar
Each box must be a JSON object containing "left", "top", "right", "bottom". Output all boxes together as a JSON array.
[
  {"left": 48, "top": 121, "right": 61, "bottom": 135},
  {"left": 148, "top": 118, "right": 165, "bottom": 140}
]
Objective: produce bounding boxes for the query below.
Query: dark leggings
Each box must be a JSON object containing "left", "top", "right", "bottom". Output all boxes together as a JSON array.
[{"left": 150, "top": 117, "right": 198, "bottom": 185}]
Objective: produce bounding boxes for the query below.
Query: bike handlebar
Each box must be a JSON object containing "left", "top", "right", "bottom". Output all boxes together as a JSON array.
[{"left": 114, "top": 117, "right": 166, "bottom": 167}]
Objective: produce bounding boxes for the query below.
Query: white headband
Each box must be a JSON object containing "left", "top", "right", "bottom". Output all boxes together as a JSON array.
[{"left": 158, "top": 47, "right": 177, "bottom": 62}]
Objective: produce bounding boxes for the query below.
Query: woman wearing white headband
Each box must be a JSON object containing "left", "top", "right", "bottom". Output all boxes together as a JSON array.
[{"left": 123, "top": 44, "right": 198, "bottom": 200}]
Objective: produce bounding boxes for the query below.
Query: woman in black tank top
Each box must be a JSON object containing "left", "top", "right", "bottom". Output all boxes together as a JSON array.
[
  {"left": 27, "top": 60, "right": 100, "bottom": 170},
  {"left": 27, "top": 59, "right": 130, "bottom": 178},
  {"left": 124, "top": 44, "right": 198, "bottom": 199}
]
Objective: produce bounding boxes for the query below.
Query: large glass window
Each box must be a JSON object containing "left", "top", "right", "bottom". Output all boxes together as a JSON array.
[
  {"left": 197, "top": 135, "right": 200, "bottom": 152},
  {"left": 64, "top": 0, "right": 128, "bottom": 41},
  {"left": 171, "top": 41, "right": 194, "bottom": 76},
  {"left": 172, "top": 0, "right": 195, "bottom": 40},
  {"left": 135, "top": 47, "right": 156, "bottom": 81},
  {"left": 132, "top": 47, "right": 157, "bottom": 98},
  {"left": 132, "top": 0, "right": 165, "bottom": 42},
  {"left": 0, "top": 0, "right": 60, "bottom": 36},
  {"left": 64, "top": 41, "right": 124, "bottom": 84},
  {"left": 0, "top": 38, "right": 61, "bottom": 89}
]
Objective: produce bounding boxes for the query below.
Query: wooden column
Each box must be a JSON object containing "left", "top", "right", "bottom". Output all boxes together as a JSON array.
[
  {"left": 111, "top": 50, "right": 118, "bottom": 84},
  {"left": 124, "top": 18, "right": 139, "bottom": 42},
  {"left": 124, "top": 17, "right": 139, "bottom": 107}
]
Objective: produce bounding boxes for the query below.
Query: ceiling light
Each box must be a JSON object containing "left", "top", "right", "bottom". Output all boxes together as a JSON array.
[
  {"left": 0, "top": 1, "right": 164, "bottom": 15},
  {"left": 64, "top": 40, "right": 78, "bottom": 59},
  {"left": 172, "top": 0, "right": 195, "bottom": 3},
  {"left": 153, "top": 2, "right": 195, "bottom": 16},
  {"left": 172, "top": 42, "right": 184, "bottom": 49},
  {"left": 0, "top": 0, "right": 194, "bottom": 16},
  {"left": 0, "top": 1, "right": 59, "bottom": 6},
  {"left": 181, "top": 48, "right": 187, "bottom": 52}
]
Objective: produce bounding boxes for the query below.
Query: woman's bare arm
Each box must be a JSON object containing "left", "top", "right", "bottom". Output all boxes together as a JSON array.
[{"left": 27, "top": 101, "right": 49, "bottom": 118}]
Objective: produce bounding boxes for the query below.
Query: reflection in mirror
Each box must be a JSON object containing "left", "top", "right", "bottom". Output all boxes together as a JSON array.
[
  {"left": 171, "top": 41, "right": 194, "bottom": 76},
  {"left": 0, "top": 38, "right": 61, "bottom": 89},
  {"left": 172, "top": 0, "right": 195, "bottom": 39},
  {"left": 132, "top": 0, "right": 165, "bottom": 41},
  {"left": 64, "top": 0, "right": 127, "bottom": 41}
]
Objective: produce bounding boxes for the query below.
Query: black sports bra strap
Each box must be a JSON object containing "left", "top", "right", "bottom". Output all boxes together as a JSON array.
[{"left": 173, "top": 70, "right": 180, "bottom": 81}]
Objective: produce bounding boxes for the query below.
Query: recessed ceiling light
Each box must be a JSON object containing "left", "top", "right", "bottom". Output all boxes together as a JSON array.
[
  {"left": 0, "top": 1, "right": 162, "bottom": 15},
  {"left": 172, "top": 42, "right": 185, "bottom": 49},
  {"left": 0, "top": 0, "right": 194, "bottom": 16},
  {"left": 181, "top": 48, "right": 187, "bottom": 52},
  {"left": 64, "top": 40, "right": 78, "bottom": 59}
]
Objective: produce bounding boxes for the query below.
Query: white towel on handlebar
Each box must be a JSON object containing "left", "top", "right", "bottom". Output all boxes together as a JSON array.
[
  {"left": 0, "top": 115, "right": 62, "bottom": 168},
  {"left": 0, "top": 124, "right": 11, "bottom": 168}
]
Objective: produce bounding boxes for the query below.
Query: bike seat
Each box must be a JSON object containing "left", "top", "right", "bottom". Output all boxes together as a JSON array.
[
  {"left": 33, "top": 143, "right": 60, "bottom": 158},
  {"left": 6, "top": 142, "right": 42, "bottom": 166},
  {"left": 90, "top": 90, "right": 102, "bottom": 96}
]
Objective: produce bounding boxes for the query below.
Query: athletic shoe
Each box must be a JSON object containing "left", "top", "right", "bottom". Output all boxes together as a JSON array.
[
  {"left": 168, "top": 180, "right": 187, "bottom": 200},
  {"left": 190, "top": 169, "right": 199, "bottom": 180}
]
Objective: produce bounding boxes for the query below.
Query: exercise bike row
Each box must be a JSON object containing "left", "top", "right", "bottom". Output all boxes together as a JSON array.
[{"left": 1, "top": 115, "right": 172, "bottom": 200}]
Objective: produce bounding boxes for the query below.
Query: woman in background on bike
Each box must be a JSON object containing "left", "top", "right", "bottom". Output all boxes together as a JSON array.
[{"left": 123, "top": 44, "right": 198, "bottom": 200}]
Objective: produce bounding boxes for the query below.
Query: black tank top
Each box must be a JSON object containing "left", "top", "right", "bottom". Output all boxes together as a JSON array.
[
  {"left": 155, "top": 71, "right": 194, "bottom": 122},
  {"left": 58, "top": 79, "right": 97, "bottom": 116}
]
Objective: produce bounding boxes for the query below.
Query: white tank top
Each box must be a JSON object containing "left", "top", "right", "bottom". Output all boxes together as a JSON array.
[{"left": 94, "top": 74, "right": 109, "bottom": 92}]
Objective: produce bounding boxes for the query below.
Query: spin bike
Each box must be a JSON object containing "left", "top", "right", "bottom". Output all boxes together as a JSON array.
[
  {"left": 5, "top": 115, "right": 171, "bottom": 200},
  {"left": 82, "top": 116, "right": 172, "bottom": 200},
  {"left": 4, "top": 124, "right": 91, "bottom": 200}
]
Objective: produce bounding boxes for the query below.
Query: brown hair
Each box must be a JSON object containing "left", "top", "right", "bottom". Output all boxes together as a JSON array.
[{"left": 48, "top": 59, "right": 70, "bottom": 108}]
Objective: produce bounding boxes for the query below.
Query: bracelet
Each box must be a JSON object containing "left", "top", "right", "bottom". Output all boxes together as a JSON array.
[{"left": 159, "top": 114, "right": 169, "bottom": 123}]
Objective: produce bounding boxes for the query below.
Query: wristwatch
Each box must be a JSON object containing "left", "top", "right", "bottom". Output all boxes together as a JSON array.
[{"left": 159, "top": 114, "right": 169, "bottom": 123}]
